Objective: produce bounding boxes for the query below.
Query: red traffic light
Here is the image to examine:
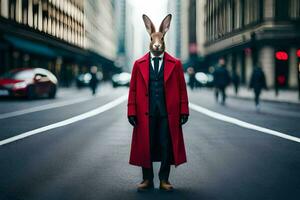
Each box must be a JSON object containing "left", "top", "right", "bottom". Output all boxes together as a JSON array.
[
  {"left": 297, "top": 49, "right": 300, "bottom": 58},
  {"left": 277, "top": 75, "right": 286, "bottom": 85},
  {"left": 275, "top": 51, "right": 288, "bottom": 61}
]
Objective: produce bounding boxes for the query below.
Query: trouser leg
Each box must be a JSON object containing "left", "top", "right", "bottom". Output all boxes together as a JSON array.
[
  {"left": 158, "top": 116, "right": 171, "bottom": 181},
  {"left": 215, "top": 88, "right": 219, "bottom": 102},
  {"left": 235, "top": 84, "right": 239, "bottom": 94},
  {"left": 254, "top": 90, "right": 260, "bottom": 106},
  {"left": 221, "top": 87, "right": 226, "bottom": 103},
  {"left": 143, "top": 110, "right": 159, "bottom": 181},
  {"left": 91, "top": 85, "right": 96, "bottom": 95},
  {"left": 142, "top": 164, "right": 154, "bottom": 181}
]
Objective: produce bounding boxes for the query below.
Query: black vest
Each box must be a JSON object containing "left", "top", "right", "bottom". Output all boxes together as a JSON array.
[{"left": 149, "top": 58, "right": 167, "bottom": 116}]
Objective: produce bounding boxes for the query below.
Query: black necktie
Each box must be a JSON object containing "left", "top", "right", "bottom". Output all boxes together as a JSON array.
[{"left": 153, "top": 57, "right": 161, "bottom": 75}]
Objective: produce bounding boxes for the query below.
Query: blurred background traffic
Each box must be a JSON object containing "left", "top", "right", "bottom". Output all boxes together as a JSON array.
[{"left": 0, "top": 0, "right": 299, "bottom": 102}]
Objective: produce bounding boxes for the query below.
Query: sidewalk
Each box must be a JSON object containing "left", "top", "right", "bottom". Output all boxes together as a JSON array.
[{"left": 226, "top": 86, "right": 300, "bottom": 104}]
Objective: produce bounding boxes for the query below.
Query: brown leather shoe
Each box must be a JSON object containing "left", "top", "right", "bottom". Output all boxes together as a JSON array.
[
  {"left": 159, "top": 180, "right": 174, "bottom": 191},
  {"left": 137, "top": 180, "right": 154, "bottom": 192}
]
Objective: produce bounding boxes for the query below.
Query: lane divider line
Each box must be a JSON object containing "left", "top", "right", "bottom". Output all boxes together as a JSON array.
[
  {"left": 0, "top": 94, "right": 106, "bottom": 120},
  {"left": 0, "top": 95, "right": 127, "bottom": 146},
  {"left": 189, "top": 103, "right": 300, "bottom": 143}
]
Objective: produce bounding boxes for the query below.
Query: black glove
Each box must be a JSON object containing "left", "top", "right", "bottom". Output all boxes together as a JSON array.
[
  {"left": 180, "top": 114, "right": 189, "bottom": 125},
  {"left": 128, "top": 116, "right": 137, "bottom": 127}
]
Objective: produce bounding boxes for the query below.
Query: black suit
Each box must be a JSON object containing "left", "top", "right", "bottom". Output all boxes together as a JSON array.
[{"left": 142, "top": 57, "right": 173, "bottom": 181}]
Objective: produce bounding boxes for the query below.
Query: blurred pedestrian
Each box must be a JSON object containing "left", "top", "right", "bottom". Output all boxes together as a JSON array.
[
  {"left": 187, "top": 67, "right": 196, "bottom": 90},
  {"left": 213, "top": 58, "right": 231, "bottom": 105},
  {"left": 232, "top": 72, "right": 240, "bottom": 95},
  {"left": 89, "top": 66, "right": 99, "bottom": 95},
  {"left": 249, "top": 63, "right": 267, "bottom": 111}
]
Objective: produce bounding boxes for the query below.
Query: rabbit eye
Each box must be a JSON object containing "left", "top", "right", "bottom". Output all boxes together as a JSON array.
[{"left": 150, "top": 37, "right": 153, "bottom": 41}]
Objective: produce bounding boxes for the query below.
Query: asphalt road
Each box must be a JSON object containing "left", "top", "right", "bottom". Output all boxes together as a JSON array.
[{"left": 0, "top": 85, "right": 299, "bottom": 200}]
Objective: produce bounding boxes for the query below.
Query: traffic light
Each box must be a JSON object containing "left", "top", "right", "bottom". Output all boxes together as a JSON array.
[
  {"left": 275, "top": 50, "right": 289, "bottom": 88},
  {"left": 275, "top": 51, "right": 288, "bottom": 61},
  {"left": 297, "top": 49, "right": 300, "bottom": 58},
  {"left": 277, "top": 75, "right": 286, "bottom": 85}
]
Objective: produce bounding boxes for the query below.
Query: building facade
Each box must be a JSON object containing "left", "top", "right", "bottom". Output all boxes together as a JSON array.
[
  {"left": 0, "top": 0, "right": 117, "bottom": 85},
  {"left": 167, "top": 0, "right": 189, "bottom": 62},
  {"left": 114, "top": 0, "right": 126, "bottom": 71},
  {"left": 203, "top": 0, "right": 300, "bottom": 90}
]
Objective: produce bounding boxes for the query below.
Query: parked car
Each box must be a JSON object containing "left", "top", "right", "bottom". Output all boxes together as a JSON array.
[
  {"left": 76, "top": 73, "right": 92, "bottom": 88},
  {"left": 0, "top": 68, "right": 58, "bottom": 99},
  {"left": 111, "top": 72, "right": 131, "bottom": 88}
]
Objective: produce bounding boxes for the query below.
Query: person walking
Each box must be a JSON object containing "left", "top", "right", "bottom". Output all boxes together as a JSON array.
[
  {"left": 89, "top": 66, "right": 99, "bottom": 96},
  {"left": 250, "top": 63, "right": 267, "bottom": 111},
  {"left": 127, "top": 14, "right": 189, "bottom": 192},
  {"left": 187, "top": 67, "right": 196, "bottom": 90},
  {"left": 213, "top": 58, "right": 231, "bottom": 105}
]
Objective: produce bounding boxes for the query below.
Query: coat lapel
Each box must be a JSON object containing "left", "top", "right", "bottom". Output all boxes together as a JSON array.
[
  {"left": 138, "top": 53, "right": 150, "bottom": 90},
  {"left": 164, "top": 52, "right": 176, "bottom": 83}
]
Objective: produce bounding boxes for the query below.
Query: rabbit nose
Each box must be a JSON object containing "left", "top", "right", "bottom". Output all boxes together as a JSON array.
[{"left": 154, "top": 44, "right": 161, "bottom": 48}]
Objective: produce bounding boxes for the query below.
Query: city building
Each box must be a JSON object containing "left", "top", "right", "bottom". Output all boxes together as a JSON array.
[
  {"left": 0, "top": 0, "right": 117, "bottom": 85},
  {"left": 114, "top": 0, "right": 127, "bottom": 71},
  {"left": 168, "top": 0, "right": 206, "bottom": 71},
  {"left": 203, "top": 0, "right": 300, "bottom": 90},
  {"left": 167, "top": 0, "right": 189, "bottom": 62},
  {"left": 84, "top": 0, "right": 117, "bottom": 79}
]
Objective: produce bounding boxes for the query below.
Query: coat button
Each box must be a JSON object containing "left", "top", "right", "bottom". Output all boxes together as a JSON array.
[
  {"left": 145, "top": 93, "right": 148, "bottom": 96},
  {"left": 145, "top": 112, "right": 149, "bottom": 115}
]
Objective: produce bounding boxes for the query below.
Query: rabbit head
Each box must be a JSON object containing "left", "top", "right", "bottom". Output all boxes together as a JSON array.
[{"left": 142, "top": 14, "right": 172, "bottom": 57}]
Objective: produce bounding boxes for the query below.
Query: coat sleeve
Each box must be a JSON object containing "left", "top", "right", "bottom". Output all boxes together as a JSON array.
[
  {"left": 177, "top": 60, "right": 189, "bottom": 115},
  {"left": 127, "top": 61, "right": 138, "bottom": 116}
]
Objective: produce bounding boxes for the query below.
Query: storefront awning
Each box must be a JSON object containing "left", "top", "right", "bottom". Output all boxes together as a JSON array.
[{"left": 3, "top": 35, "right": 56, "bottom": 58}]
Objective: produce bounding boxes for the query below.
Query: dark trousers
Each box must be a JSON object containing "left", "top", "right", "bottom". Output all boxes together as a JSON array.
[
  {"left": 90, "top": 84, "right": 97, "bottom": 95},
  {"left": 142, "top": 107, "right": 172, "bottom": 181},
  {"left": 254, "top": 89, "right": 261, "bottom": 106},
  {"left": 215, "top": 86, "right": 226, "bottom": 104}
]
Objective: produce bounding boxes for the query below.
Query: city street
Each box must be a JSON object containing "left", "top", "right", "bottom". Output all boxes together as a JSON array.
[{"left": 0, "top": 85, "right": 299, "bottom": 200}]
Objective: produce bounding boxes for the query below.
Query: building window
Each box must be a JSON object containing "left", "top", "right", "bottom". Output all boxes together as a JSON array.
[
  {"left": 9, "top": 0, "right": 16, "bottom": 20},
  {"left": 275, "top": 0, "right": 289, "bottom": 21},
  {"left": 234, "top": 0, "right": 243, "bottom": 29},
  {"left": 289, "top": 0, "right": 300, "bottom": 19},
  {"left": 22, "top": 0, "right": 28, "bottom": 24},
  {"left": 42, "top": 0, "right": 48, "bottom": 32},
  {"left": 32, "top": 0, "right": 39, "bottom": 29}
]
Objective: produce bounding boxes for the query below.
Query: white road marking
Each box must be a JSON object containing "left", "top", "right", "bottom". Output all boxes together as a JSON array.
[
  {"left": 0, "top": 96, "right": 97, "bottom": 120},
  {"left": 189, "top": 103, "right": 300, "bottom": 143},
  {"left": 0, "top": 95, "right": 127, "bottom": 146}
]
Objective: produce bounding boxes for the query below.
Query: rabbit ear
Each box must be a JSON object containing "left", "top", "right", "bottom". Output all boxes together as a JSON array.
[
  {"left": 142, "top": 14, "right": 156, "bottom": 35},
  {"left": 159, "top": 14, "right": 172, "bottom": 35}
]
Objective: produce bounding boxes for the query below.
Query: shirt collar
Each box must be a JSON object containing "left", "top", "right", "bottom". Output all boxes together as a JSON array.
[{"left": 150, "top": 52, "right": 164, "bottom": 60}]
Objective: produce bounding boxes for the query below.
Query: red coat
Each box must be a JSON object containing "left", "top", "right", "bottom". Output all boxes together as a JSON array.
[{"left": 127, "top": 52, "right": 189, "bottom": 168}]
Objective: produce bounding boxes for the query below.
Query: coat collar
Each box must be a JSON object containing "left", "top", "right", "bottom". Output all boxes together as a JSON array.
[
  {"left": 137, "top": 52, "right": 176, "bottom": 89},
  {"left": 150, "top": 52, "right": 164, "bottom": 60}
]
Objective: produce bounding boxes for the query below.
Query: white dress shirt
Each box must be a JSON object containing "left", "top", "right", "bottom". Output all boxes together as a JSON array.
[{"left": 150, "top": 52, "right": 164, "bottom": 72}]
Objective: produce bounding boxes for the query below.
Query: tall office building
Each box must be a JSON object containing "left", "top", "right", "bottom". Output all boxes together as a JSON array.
[
  {"left": 167, "top": 0, "right": 189, "bottom": 61},
  {"left": 114, "top": 0, "right": 127, "bottom": 71}
]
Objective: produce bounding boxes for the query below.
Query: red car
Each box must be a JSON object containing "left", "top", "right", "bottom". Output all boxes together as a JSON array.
[{"left": 0, "top": 68, "right": 58, "bottom": 99}]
